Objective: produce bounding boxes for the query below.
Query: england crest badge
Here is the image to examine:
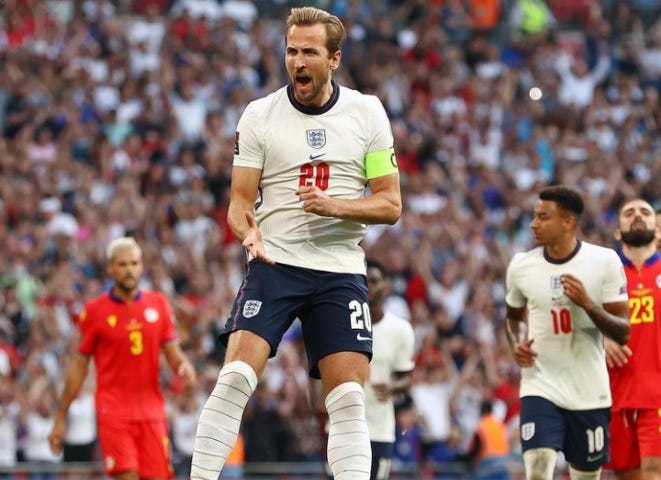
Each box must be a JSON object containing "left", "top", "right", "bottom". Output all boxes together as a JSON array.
[
  {"left": 521, "top": 422, "right": 535, "bottom": 441},
  {"left": 243, "top": 300, "right": 262, "bottom": 318},
  {"left": 306, "top": 129, "right": 326, "bottom": 149}
]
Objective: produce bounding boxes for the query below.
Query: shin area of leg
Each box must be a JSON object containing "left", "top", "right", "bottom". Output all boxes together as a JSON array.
[{"left": 190, "top": 361, "right": 258, "bottom": 480}]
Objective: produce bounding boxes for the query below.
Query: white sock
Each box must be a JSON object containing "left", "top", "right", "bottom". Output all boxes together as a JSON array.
[
  {"left": 190, "top": 361, "right": 258, "bottom": 480},
  {"left": 569, "top": 465, "right": 602, "bottom": 480},
  {"left": 325, "top": 382, "right": 371, "bottom": 480}
]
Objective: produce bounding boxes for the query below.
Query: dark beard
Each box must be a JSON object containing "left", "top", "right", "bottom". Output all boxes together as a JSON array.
[
  {"left": 115, "top": 280, "right": 137, "bottom": 298},
  {"left": 620, "top": 229, "right": 656, "bottom": 247}
]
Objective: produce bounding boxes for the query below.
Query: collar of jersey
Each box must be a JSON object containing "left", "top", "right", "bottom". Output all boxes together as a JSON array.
[
  {"left": 108, "top": 289, "right": 142, "bottom": 303},
  {"left": 619, "top": 250, "right": 661, "bottom": 268},
  {"left": 287, "top": 80, "right": 339, "bottom": 115},
  {"left": 543, "top": 240, "right": 582, "bottom": 264}
]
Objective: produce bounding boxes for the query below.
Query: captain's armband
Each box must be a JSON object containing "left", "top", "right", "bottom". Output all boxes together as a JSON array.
[{"left": 365, "top": 147, "right": 398, "bottom": 179}]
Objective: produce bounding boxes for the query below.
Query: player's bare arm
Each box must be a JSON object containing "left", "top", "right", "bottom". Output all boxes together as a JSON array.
[
  {"left": 505, "top": 305, "right": 537, "bottom": 367},
  {"left": 48, "top": 353, "right": 90, "bottom": 454},
  {"left": 163, "top": 341, "right": 197, "bottom": 388},
  {"left": 296, "top": 172, "right": 401, "bottom": 224},
  {"left": 228, "top": 166, "right": 274, "bottom": 264},
  {"left": 560, "top": 273, "right": 630, "bottom": 345}
]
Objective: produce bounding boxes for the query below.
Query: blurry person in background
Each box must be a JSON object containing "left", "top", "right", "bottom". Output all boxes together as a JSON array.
[
  {"left": 60, "top": 356, "right": 97, "bottom": 466},
  {"left": 605, "top": 198, "right": 661, "bottom": 480},
  {"left": 1, "top": 275, "right": 33, "bottom": 350},
  {"left": 0, "top": 377, "right": 20, "bottom": 478},
  {"left": 459, "top": 399, "right": 511, "bottom": 480},
  {"left": 655, "top": 207, "right": 661, "bottom": 251},
  {"left": 48, "top": 237, "right": 196, "bottom": 480},
  {"left": 363, "top": 260, "right": 415, "bottom": 480},
  {"left": 23, "top": 386, "right": 62, "bottom": 480},
  {"left": 170, "top": 389, "right": 202, "bottom": 478}
]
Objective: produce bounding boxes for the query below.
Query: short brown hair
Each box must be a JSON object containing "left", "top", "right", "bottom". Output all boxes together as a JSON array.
[{"left": 285, "top": 7, "right": 346, "bottom": 55}]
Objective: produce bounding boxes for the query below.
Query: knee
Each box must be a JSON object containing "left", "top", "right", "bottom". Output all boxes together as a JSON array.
[
  {"left": 325, "top": 382, "right": 364, "bottom": 407},
  {"left": 523, "top": 448, "right": 557, "bottom": 480},
  {"left": 319, "top": 352, "right": 369, "bottom": 394}
]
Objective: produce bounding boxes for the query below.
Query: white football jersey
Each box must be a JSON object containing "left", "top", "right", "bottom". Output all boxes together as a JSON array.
[
  {"left": 365, "top": 312, "right": 415, "bottom": 442},
  {"left": 506, "top": 241, "right": 628, "bottom": 410},
  {"left": 233, "top": 82, "right": 395, "bottom": 274}
]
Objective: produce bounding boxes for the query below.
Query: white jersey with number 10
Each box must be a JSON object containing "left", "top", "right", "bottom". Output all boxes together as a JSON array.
[{"left": 505, "top": 241, "right": 628, "bottom": 410}]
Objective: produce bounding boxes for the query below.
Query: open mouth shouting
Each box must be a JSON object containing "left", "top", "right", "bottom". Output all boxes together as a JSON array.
[{"left": 295, "top": 74, "right": 312, "bottom": 88}]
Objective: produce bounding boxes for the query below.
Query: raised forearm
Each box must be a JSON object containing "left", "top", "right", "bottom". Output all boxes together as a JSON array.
[
  {"left": 329, "top": 188, "right": 402, "bottom": 225},
  {"left": 326, "top": 173, "right": 401, "bottom": 225}
]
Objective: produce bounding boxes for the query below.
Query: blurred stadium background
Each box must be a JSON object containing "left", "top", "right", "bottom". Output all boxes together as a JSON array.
[{"left": 1, "top": 0, "right": 659, "bottom": 478}]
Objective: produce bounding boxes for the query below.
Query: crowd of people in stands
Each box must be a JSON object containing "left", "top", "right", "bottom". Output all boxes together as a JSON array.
[{"left": 1, "top": 0, "right": 660, "bottom": 477}]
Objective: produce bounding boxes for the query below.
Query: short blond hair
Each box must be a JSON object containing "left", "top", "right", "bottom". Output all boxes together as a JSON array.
[{"left": 106, "top": 237, "right": 142, "bottom": 261}]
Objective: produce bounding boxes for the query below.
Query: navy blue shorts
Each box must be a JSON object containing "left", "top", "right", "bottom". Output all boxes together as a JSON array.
[
  {"left": 221, "top": 260, "right": 372, "bottom": 378},
  {"left": 520, "top": 396, "right": 611, "bottom": 470},
  {"left": 370, "top": 442, "right": 393, "bottom": 480}
]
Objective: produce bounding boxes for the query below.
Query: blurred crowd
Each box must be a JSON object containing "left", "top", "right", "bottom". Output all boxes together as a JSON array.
[{"left": 1, "top": 0, "right": 661, "bottom": 477}]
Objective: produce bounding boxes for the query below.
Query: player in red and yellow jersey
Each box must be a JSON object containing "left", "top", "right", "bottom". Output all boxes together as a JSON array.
[
  {"left": 605, "top": 198, "right": 661, "bottom": 480},
  {"left": 48, "top": 237, "right": 196, "bottom": 480}
]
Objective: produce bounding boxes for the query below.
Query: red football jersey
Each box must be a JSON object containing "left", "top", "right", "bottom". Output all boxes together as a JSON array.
[
  {"left": 609, "top": 252, "right": 661, "bottom": 409},
  {"left": 78, "top": 290, "right": 178, "bottom": 421}
]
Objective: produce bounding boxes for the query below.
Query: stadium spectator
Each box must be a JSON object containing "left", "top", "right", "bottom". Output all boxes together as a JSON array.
[
  {"left": 555, "top": 39, "right": 611, "bottom": 109},
  {"left": 23, "top": 385, "right": 62, "bottom": 480},
  {"left": 60, "top": 363, "right": 97, "bottom": 465},
  {"left": 509, "top": 0, "right": 557, "bottom": 40},
  {"left": 0, "top": 377, "right": 19, "bottom": 475},
  {"left": 241, "top": 382, "right": 289, "bottom": 463},
  {"left": 458, "top": 399, "right": 511, "bottom": 480},
  {"left": 170, "top": 389, "right": 203, "bottom": 479},
  {"left": 410, "top": 349, "right": 463, "bottom": 466}
]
